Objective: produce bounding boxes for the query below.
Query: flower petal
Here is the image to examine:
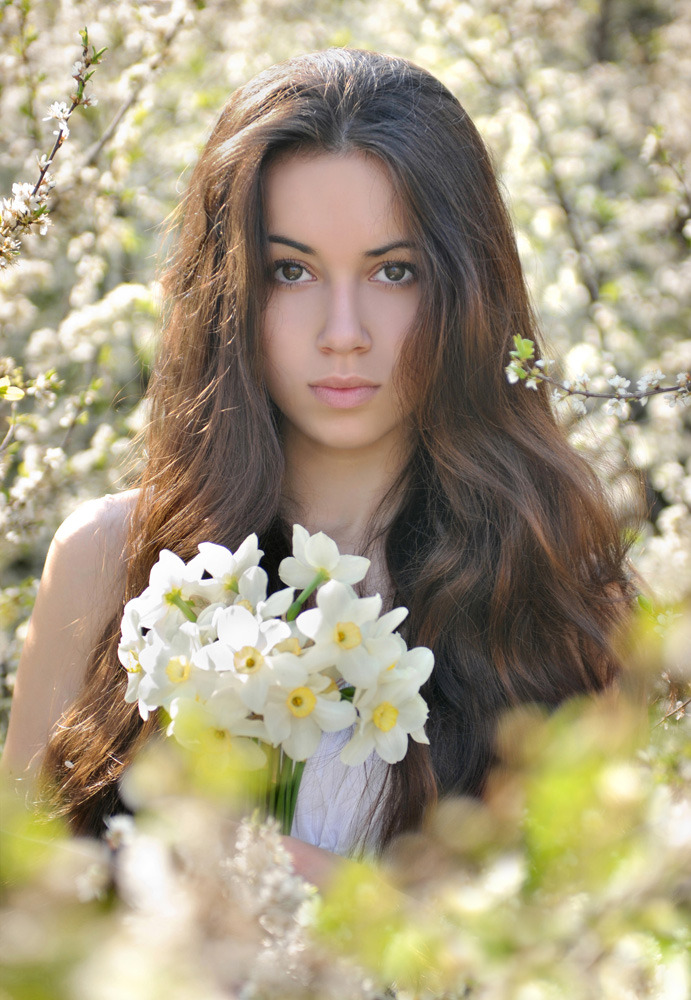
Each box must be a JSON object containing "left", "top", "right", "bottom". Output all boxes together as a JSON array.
[
  {"left": 233, "top": 533, "right": 262, "bottom": 574},
  {"left": 334, "top": 554, "right": 371, "bottom": 584},
  {"left": 215, "top": 604, "right": 259, "bottom": 650},
  {"left": 374, "top": 726, "right": 409, "bottom": 764},
  {"left": 395, "top": 695, "right": 429, "bottom": 731},
  {"left": 277, "top": 556, "right": 314, "bottom": 589},
  {"left": 281, "top": 718, "right": 322, "bottom": 761},
  {"left": 196, "top": 541, "right": 234, "bottom": 578},
  {"left": 259, "top": 587, "right": 295, "bottom": 618},
  {"left": 238, "top": 566, "right": 268, "bottom": 608},
  {"left": 291, "top": 524, "right": 310, "bottom": 561},
  {"left": 314, "top": 696, "right": 357, "bottom": 732},
  {"left": 304, "top": 531, "right": 341, "bottom": 571},
  {"left": 372, "top": 606, "right": 408, "bottom": 636},
  {"left": 316, "top": 579, "right": 354, "bottom": 620},
  {"left": 340, "top": 728, "right": 374, "bottom": 766}
]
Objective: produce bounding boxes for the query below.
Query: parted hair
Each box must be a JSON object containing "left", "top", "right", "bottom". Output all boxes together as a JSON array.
[{"left": 42, "top": 48, "right": 633, "bottom": 842}]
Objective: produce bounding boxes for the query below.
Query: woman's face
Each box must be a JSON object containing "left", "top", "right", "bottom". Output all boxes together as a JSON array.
[{"left": 261, "top": 152, "right": 421, "bottom": 460}]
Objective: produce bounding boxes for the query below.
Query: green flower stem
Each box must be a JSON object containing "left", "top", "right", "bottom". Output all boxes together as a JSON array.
[
  {"left": 166, "top": 592, "right": 198, "bottom": 622},
  {"left": 256, "top": 748, "right": 306, "bottom": 835},
  {"left": 276, "top": 767, "right": 285, "bottom": 830},
  {"left": 286, "top": 569, "right": 329, "bottom": 621}
]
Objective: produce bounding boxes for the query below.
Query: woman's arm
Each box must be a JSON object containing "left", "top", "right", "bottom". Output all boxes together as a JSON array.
[{"left": 1, "top": 491, "right": 137, "bottom": 782}]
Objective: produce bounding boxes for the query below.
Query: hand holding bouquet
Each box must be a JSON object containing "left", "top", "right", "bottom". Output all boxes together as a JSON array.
[{"left": 118, "top": 526, "right": 433, "bottom": 831}]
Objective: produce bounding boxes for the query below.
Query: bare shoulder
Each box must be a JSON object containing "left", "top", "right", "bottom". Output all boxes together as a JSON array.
[
  {"left": 53, "top": 488, "right": 139, "bottom": 560},
  {"left": 48, "top": 488, "right": 141, "bottom": 640},
  {"left": 1, "top": 489, "right": 141, "bottom": 778}
]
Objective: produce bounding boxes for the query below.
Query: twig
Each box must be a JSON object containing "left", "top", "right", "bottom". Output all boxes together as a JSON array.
[
  {"left": 82, "top": 6, "right": 190, "bottom": 168},
  {"left": 653, "top": 697, "right": 691, "bottom": 729}
]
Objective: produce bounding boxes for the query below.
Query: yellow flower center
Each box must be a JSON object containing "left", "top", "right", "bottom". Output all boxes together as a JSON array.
[
  {"left": 236, "top": 598, "right": 254, "bottom": 612},
  {"left": 274, "top": 637, "right": 302, "bottom": 655},
  {"left": 124, "top": 652, "right": 142, "bottom": 674},
  {"left": 165, "top": 655, "right": 191, "bottom": 683},
  {"left": 334, "top": 621, "right": 361, "bottom": 649},
  {"left": 287, "top": 686, "right": 317, "bottom": 718},
  {"left": 234, "top": 646, "right": 264, "bottom": 673},
  {"left": 373, "top": 701, "right": 399, "bottom": 732},
  {"left": 206, "top": 727, "right": 233, "bottom": 753},
  {"left": 224, "top": 575, "right": 239, "bottom": 593},
  {"left": 164, "top": 587, "right": 183, "bottom": 605}
]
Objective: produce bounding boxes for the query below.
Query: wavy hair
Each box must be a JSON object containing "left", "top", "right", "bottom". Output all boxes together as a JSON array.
[{"left": 42, "top": 48, "right": 633, "bottom": 841}]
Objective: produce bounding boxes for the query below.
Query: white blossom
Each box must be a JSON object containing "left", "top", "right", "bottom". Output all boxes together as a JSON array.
[{"left": 279, "top": 524, "right": 370, "bottom": 589}]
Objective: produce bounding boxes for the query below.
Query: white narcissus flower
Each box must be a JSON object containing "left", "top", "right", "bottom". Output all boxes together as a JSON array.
[
  {"left": 262, "top": 668, "right": 357, "bottom": 761},
  {"left": 132, "top": 548, "right": 212, "bottom": 629},
  {"left": 341, "top": 646, "right": 434, "bottom": 765},
  {"left": 118, "top": 600, "right": 146, "bottom": 704},
  {"left": 296, "top": 580, "right": 389, "bottom": 687},
  {"left": 135, "top": 624, "right": 215, "bottom": 720},
  {"left": 278, "top": 524, "right": 370, "bottom": 589},
  {"left": 196, "top": 535, "right": 263, "bottom": 597},
  {"left": 167, "top": 693, "right": 267, "bottom": 770},
  {"left": 194, "top": 604, "right": 292, "bottom": 713},
  {"left": 234, "top": 565, "right": 295, "bottom": 619}
]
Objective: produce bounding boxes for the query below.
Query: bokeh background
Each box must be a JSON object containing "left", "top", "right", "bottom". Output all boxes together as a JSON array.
[
  {"left": 0, "top": 3, "right": 689, "bottom": 996},
  {"left": 2, "top": 0, "right": 690, "bottom": 729}
]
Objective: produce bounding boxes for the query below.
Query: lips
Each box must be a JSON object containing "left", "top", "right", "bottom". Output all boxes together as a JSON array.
[
  {"left": 309, "top": 377, "right": 380, "bottom": 409},
  {"left": 310, "top": 376, "right": 379, "bottom": 389}
]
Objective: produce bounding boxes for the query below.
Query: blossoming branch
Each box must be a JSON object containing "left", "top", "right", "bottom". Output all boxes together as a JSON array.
[
  {"left": 0, "top": 27, "right": 104, "bottom": 269},
  {"left": 506, "top": 335, "right": 691, "bottom": 418}
]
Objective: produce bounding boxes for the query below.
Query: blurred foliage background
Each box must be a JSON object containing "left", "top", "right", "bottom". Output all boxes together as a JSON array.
[
  {"left": 1, "top": 0, "right": 690, "bottom": 723},
  {"left": 0, "top": 1, "right": 689, "bottom": 995}
]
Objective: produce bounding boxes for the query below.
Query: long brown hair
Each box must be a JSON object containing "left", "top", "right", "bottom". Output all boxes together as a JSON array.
[{"left": 42, "top": 48, "right": 633, "bottom": 842}]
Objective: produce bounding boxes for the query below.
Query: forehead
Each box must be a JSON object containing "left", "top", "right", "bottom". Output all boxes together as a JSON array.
[{"left": 262, "top": 151, "right": 409, "bottom": 245}]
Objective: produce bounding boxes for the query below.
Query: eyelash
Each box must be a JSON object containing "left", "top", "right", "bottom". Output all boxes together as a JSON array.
[{"left": 271, "top": 258, "right": 418, "bottom": 289}]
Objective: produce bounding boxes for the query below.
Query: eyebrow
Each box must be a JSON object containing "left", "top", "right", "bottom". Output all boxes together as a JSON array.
[{"left": 267, "top": 235, "right": 417, "bottom": 257}]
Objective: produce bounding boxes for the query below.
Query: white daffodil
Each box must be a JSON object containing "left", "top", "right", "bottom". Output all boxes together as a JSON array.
[
  {"left": 133, "top": 549, "right": 213, "bottom": 629},
  {"left": 118, "top": 601, "right": 147, "bottom": 703},
  {"left": 167, "top": 692, "right": 267, "bottom": 770},
  {"left": 194, "top": 604, "right": 292, "bottom": 713},
  {"left": 236, "top": 565, "right": 269, "bottom": 610},
  {"left": 234, "top": 566, "right": 295, "bottom": 620},
  {"left": 340, "top": 647, "right": 434, "bottom": 765},
  {"left": 379, "top": 645, "right": 434, "bottom": 691},
  {"left": 136, "top": 627, "right": 214, "bottom": 720},
  {"left": 196, "top": 535, "right": 263, "bottom": 598},
  {"left": 262, "top": 668, "right": 357, "bottom": 761},
  {"left": 296, "top": 580, "right": 393, "bottom": 687},
  {"left": 278, "top": 524, "right": 370, "bottom": 589}
]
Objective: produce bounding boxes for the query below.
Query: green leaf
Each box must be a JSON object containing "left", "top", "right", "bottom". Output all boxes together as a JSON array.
[
  {"left": 511, "top": 335, "right": 535, "bottom": 361},
  {"left": 637, "top": 595, "right": 655, "bottom": 615}
]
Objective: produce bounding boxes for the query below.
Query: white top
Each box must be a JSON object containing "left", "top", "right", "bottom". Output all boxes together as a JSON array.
[{"left": 290, "top": 729, "right": 388, "bottom": 856}]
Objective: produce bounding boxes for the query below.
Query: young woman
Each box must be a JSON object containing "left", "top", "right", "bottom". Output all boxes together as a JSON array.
[{"left": 2, "top": 48, "right": 632, "bottom": 873}]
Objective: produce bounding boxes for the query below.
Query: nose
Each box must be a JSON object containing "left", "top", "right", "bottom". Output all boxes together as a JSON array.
[{"left": 317, "top": 280, "right": 371, "bottom": 354}]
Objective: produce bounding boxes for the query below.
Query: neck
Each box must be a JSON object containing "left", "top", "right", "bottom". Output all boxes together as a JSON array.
[{"left": 280, "top": 429, "right": 412, "bottom": 556}]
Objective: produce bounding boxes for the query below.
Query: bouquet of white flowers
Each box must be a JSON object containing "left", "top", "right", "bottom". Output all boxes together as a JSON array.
[{"left": 118, "top": 525, "right": 433, "bottom": 833}]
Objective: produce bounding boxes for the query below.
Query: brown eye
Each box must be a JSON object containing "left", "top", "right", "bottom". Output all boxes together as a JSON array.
[
  {"left": 274, "top": 261, "right": 309, "bottom": 283},
  {"left": 374, "top": 261, "right": 416, "bottom": 285},
  {"left": 383, "top": 263, "right": 407, "bottom": 282}
]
